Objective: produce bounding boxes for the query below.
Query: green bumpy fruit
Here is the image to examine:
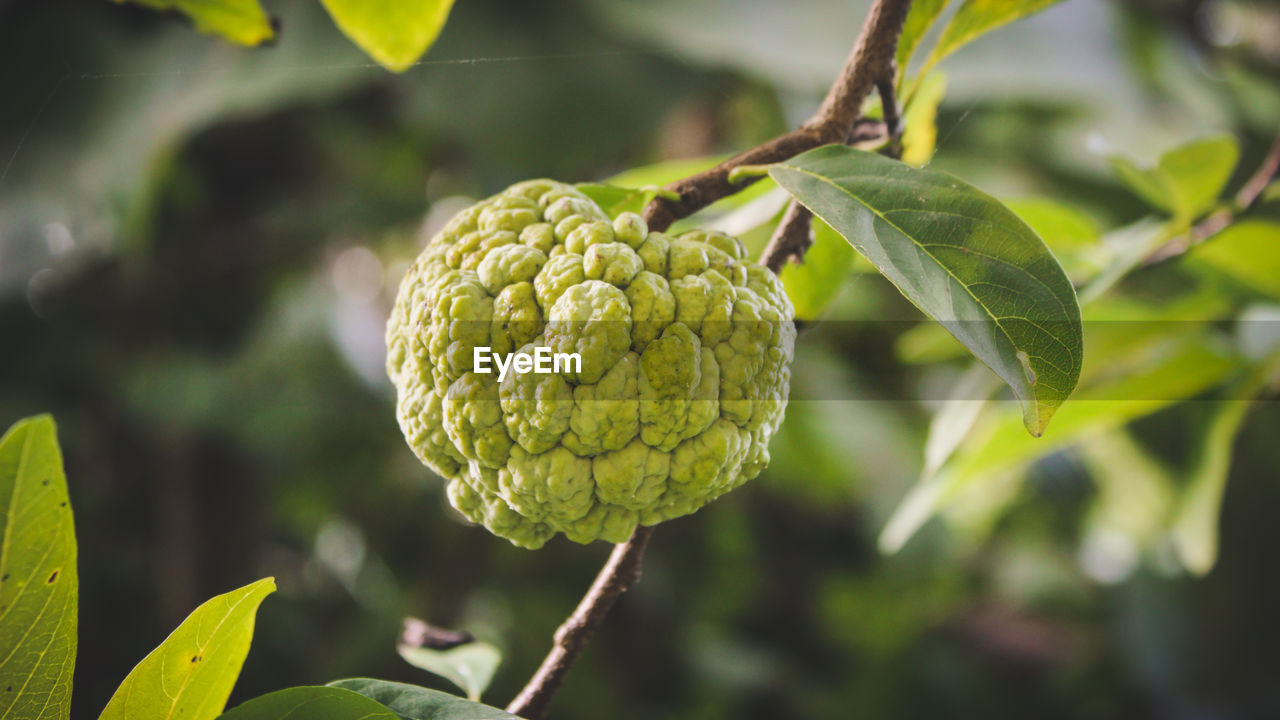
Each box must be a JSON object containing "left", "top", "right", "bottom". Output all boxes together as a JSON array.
[{"left": 387, "top": 180, "right": 795, "bottom": 548}]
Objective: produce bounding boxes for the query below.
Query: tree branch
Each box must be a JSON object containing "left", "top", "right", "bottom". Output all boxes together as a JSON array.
[
  {"left": 508, "top": 4, "right": 914, "bottom": 716},
  {"left": 506, "top": 525, "right": 655, "bottom": 720},
  {"left": 759, "top": 76, "right": 905, "bottom": 273},
  {"left": 1143, "top": 126, "right": 1280, "bottom": 265},
  {"left": 642, "top": 0, "right": 914, "bottom": 234}
]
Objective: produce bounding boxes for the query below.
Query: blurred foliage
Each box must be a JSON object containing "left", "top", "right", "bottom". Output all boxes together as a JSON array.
[{"left": 3, "top": 0, "right": 1280, "bottom": 718}]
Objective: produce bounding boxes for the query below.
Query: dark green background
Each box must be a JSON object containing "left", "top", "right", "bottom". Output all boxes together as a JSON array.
[{"left": 2, "top": 0, "right": 1279, "bottom": 717}]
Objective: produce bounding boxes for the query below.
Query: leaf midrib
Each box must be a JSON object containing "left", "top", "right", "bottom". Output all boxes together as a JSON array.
[{"left": 776, "top": 163, "right": 1057, "bottom": 404}]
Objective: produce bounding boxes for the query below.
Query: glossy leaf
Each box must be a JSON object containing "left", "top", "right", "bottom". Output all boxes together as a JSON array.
[
  {"left": 1109, "top": 135, "right": 1240, "bottom": 221},
  {"left": 329, "top": 678, "right": 519, "bottom": 719},
  {"left": 779, "top": 218, "right": 857, "bottom": 320},
  {"left": 900, "top": 73, "right": 947, "bottom": 167},
  {"left": 896, "top": 0, "right": 950, "bottom": 81},
  {"left": 0, "top": 416, "right": 76, "bottom": 720},
  {"left": 113, "top": 0, "right": 275, "bottom": 46},
  {"left": 770, "top": 145, "right": 1083, "bottom": 436},
  {"left": 881, "top": 334, "right": 1238, "bottom": 552},
  {"left": 1170, "top": 350, "right": 1280, "bottom": 576},
  {"left": 397, "top": 641, "right": 501, "bottom": 702},
  {"left": 1190, "top": 220, "right": 1280, "bottom": 298},
  {"left": 218, "top": 686, "right": 397, "bottom": 719},
  {"left": 319, "top": 0, "right": 456, "bottom": 72},
  {"left": 100, "top": 578, "right": 276, "bottom": 720},
  {"left": 918, "top": 0, "right": 1065, "bottom": 78}
]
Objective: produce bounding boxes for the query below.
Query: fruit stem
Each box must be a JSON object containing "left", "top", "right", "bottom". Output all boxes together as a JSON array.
[{"left": 506, "top": 525, "right": 656, "bottom": 719}]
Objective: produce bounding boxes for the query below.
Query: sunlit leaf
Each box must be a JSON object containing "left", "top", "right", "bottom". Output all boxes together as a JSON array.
[
  {"left": 605, "top": 156, "right": 726, "bottom": 189},
  {"left": 896, "top": 0, "right": 950, "bottom": 82},
  {"left": 112, "top": 0, "right": 275, "bottom": 46},
  {"left": 1190, "top": 220, "right": 1280, "bottom": 299},
  {"left": 770, "top": 145, "right": 1083, "bottom": 436},
  {"left": 575, "top": 184, "right": 654, "bottom": 218},
  {"left": 397, "top": 641, "right": 502, "bottom": 702},
  {"left": 895, "top": 322, "right": 964, "bottom": 364},
  {"left": 329, "top": 678, "right": 519, "bottom": 719},
  {"left": 1004, "top": 196, "right": 1103, "bottom": 283},
  {"left": 881, "top": 334, "right": 1238, "bottom": 552},
  {"left": 921, "top": 364, "right": 1004, "bottom": 479},
  {"left": 0, "top": 416, "right": 76, "bottom": 720},
  {"left": 218, "top": 686, "right": 397, "bottom": 719},
  {"left": 779, "top": 218, "right": 857, "bottom": 320},
  {"left": 1078, "top": 218, "right": 1169, "bottom": 304},
  {"left": 1079, "top": 432, "right": 1175, "bottom": 547},
  {"left": 1170, "top": 349, "right": 1280, "bottom": 576},
  {"left": 100, "top": 578, "right": 276, "bottom": 720},
  {"left": 1109, "top": 135, "right": 1240, "bottom": 222},
  {"left": 319, "top": 0, "right": 456, "bottom": 72},
  {"left": 900, "top": 73, "right": 947, "bottom": 167},
  {"left": 918, "top": 0, "right": 1065, "bottom": 78},
  {"left": 1003, "top": 197, "right": 1100, "bottom": 251}
]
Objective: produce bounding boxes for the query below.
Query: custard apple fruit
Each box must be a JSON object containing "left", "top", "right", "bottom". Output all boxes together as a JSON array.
[{"left": 387, "top": 180, "right": 794, "bottom": 548}]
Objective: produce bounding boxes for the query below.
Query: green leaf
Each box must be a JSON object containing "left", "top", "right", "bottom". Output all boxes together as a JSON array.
[
  {"left": 880, "top": 334, "right": 1238, "bottom": 552},
  {"left": 318, "top": 0, "right": 456, "bottom": 72},
  {"left": 1078, "top": 218, "right": 1169, "bottom": 305},
  {"left": 1190, "top": 220, "right": 1280, "bottom": 298},
  {"left": 1170, "top": 350, "right": 1280, "bottom": 576},
  {"left": 218, "top": 686, "right": 397, "bottom": 719},
  {"left": 900, "top": 73, "right": 947, "bottom": 167},
  {"left": 896, "top": 0, "right": 950, "bottom": 82},
  {"left": 1003, "top": 197, "right": 1100, "bottom": 251},
  {"left": 575, "top": 183, "right": 652, "bottom": 218},
  {"left": 918, "top": 0, "right": 1065, "bottom": 78},
  {"left": 769, "top": 145, "right": 1083, "bottom": 436},
  {"left": 329, "top": 678, "right": 519, "bottom": 719},
  {"left": 604, "top": 156, "right": 726, "bottom": 189},
  {"left": 779, "top": 218, "right": 857, "bottom": 320},
  {"left": 100, "top": 578, "right": 276, "bottom": 720},
  {"left": 0, "top": 416, "right": 77, "bottom": 720},
  {"left": 1109, "top": 135, "right": 1240, "bottom": 222},
  {"left": 920, "top": 364, "right": 1004, "bottom": 480},
  {"left": 397, "top": 641, "right": 502, "bottom": 702},
  {"left": 1080, "top": 431, "right": 1175, "bottom": 546},
  {"left": 1004, "top": 196, "right": 1103, "bottom": 283},
  {"left": 112, "top": 0, "right": 275, "bottom": 46}
]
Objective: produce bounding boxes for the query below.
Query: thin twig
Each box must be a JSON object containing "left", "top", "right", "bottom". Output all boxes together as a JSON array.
[
  {"left": 1234, "top": 128, "right": 1280, "bottom": 209},
  {"left": 506, "top": 526, "right": 655, "bottom": 720},
  {"left": 642, "top": 0, "right": 913, "bottom": 235},
  {"left": 877, "top": 69, "right": 904, "bottom": 160},
  {"left": 1143, "top": 127, "right": 1280, "bottom": 265}
]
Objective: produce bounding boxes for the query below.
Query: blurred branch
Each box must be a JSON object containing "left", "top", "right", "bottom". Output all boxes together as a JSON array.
[
  {"left": 1144, "top": 126, "right": 1280, "bottom": 264},
  {"left": 506, "top": 526, "right": 654, "bottom": 720},
  {"left": 642, "top": 0, "right": 913, "bottom": 240}
]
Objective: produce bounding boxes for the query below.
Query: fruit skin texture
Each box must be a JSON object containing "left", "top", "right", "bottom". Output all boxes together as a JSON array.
[{"left": 387, "top": 180, "right": 795, "bottom": 548}]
